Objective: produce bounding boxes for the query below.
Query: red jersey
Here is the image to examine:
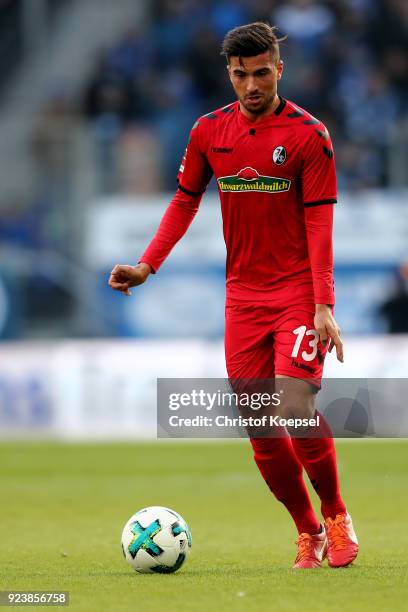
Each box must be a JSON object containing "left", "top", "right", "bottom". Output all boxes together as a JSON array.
[{"left": 141, "top": 97, "right": 337, "bottom": 305}]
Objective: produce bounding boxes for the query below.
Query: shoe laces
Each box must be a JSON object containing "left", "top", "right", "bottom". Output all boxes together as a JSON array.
[
  {"left": 326, "top": 514, "right": 348, "bottom": 550},
  {"left": 295, "top": 533, "right": 314, "bottom": 563}
]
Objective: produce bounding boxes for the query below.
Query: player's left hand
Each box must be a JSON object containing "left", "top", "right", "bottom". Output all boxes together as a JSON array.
[{"left": 314, "top": 304, "right": 344, "bottom": 362}]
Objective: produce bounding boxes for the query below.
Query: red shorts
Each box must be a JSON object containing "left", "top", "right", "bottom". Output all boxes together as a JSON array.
[{"left": 225, "top": 299, "right": 328, "bottom": 388}]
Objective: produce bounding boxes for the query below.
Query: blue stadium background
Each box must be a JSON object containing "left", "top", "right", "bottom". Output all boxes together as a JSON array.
[{"left": 0, "top": 0, "right": 407, "bottom": 343}]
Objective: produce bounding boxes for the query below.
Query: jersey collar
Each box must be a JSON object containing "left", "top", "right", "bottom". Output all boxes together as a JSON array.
[{"left": 236, "top": 96, "right": 286, "bottom": 126}]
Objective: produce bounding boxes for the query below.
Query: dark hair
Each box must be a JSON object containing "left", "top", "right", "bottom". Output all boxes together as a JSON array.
[{"left": 221, "top": 22, "right": 286, "bottom": 63}]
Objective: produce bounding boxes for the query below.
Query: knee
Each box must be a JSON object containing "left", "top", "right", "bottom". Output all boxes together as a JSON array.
[
  {"left": 279, "top": 399, "right": 314, "bottom": 421},
  {"left": 279, "top": 400, "right": 316, "bottom": 436}
]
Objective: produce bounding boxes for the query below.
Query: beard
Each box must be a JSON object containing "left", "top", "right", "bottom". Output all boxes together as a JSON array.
[{"left": 240, "top": 92, "right": 275, "bottom": 115}]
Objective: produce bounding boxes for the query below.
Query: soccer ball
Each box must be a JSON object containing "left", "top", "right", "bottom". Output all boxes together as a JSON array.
[{"left": 121, "top": 506, "right": 192, "bottom": 574}]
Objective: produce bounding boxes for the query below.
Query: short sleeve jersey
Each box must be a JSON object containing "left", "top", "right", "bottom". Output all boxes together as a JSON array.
[{"left": 177, "top": 97, "right": 337, "bottom": 304}]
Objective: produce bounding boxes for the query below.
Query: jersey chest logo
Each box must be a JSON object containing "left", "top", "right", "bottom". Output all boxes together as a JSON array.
[
  {"left": 217, "top": 167, "right": 291, "bottom": 193},
  {"left": 273, "top": 146, "right": 287, "bottom": 165}
]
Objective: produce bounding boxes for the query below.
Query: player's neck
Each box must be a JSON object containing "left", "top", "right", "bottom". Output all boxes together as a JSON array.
[{"left": 239, "top": 94, "right": 281, "bottom": 123}]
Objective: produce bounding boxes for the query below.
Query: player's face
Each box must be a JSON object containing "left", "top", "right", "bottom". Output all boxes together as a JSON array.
[{"left": 228, "top": 52, "right": 283, "bottom": 118}]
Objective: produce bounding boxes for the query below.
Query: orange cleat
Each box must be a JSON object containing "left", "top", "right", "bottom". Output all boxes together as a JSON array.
[
  {"left": 325, "top": 512, "right": 359, "bottom": 567},
  {"left": 293, "top": 528, "right": 328, "bottom": 569}
]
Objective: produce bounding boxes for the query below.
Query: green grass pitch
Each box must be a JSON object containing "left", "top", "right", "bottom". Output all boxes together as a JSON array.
[{"left": 0, "top": 440, "right": 407, "bottom": 611}]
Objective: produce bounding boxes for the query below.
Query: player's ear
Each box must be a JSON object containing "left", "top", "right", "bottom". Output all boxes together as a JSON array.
[{"left": 276, "top": 60, "right": 284, "bottom": 80}]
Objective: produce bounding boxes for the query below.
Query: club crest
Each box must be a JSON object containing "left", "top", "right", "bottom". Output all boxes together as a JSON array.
[{"left": 273, "top": 146, "right": 286, "bottom": 165}]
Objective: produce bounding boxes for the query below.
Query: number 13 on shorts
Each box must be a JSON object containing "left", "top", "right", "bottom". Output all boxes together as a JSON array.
[{"left": 291, "top": 325, "right": 320, "bottom": 362}]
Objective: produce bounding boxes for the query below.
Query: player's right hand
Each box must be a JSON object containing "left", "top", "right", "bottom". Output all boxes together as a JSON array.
[{"left": 108, "top": 263, "right": 151, "bottom": 296}]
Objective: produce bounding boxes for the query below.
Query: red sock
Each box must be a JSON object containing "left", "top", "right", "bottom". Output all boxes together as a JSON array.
[
  {"left": 251, "top": 434, "right": 320, "bottom": 535},
  {"left": 291, "top": 411, "right": 346, "bottom": 520}
]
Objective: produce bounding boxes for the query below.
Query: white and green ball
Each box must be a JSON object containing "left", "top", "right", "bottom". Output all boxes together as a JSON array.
[{"left": 121, "top": 506, "right": 192, "bottom": 574}]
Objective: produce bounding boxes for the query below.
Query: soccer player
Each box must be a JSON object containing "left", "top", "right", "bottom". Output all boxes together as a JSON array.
[{"left": 109, "top": 22, "right": 359, "bottom": 569}]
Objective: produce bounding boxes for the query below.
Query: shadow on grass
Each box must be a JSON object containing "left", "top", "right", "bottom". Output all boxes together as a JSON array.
[
  {"left": 87, "top": 565, "right": 354, "bottom": 579},
  {"left": 23, "top": 561, "right": 405, "bottom": 581}
]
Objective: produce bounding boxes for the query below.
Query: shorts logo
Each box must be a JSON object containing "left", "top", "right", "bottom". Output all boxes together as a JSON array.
[
  {"left": 217, "top": 167, "right": 291, "bottom": 193},
  {"left": 291, "top": 359, "right": 316, "bottom": 374},
  {"left": 273, "top": 146, "right": 286, "bottom": 165}
]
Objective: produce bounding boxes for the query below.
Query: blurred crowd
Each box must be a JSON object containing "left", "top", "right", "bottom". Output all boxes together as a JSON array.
[
  {"left": 0, "top": 0, "right": 407, "bottom": 238},
  {"left": 0, "top": 0, "right": 406, "bottom": 338},
  {"left": 81, "top": 0, "right": 408, "bottom": 192},
  {"left": 3, "top": 0, "right": 406, "bottom": 259}
]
